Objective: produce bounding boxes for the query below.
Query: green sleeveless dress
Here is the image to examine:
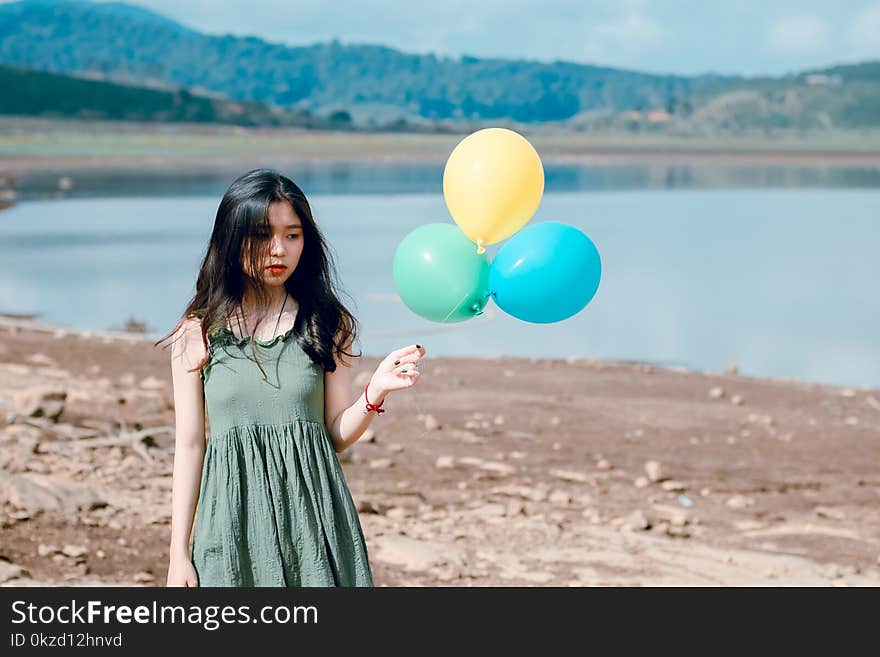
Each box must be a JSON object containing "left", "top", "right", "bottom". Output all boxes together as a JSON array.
[{"left": 191, "top": 324, "right": 374, "bottom": 587}]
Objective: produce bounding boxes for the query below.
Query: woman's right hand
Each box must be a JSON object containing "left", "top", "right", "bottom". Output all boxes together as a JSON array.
[{"left": 166, "top": 555, "right": 199, "bottom": 587}]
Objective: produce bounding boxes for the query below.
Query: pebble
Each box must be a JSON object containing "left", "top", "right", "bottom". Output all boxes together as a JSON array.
[
  {"left": 61, "top": 544, "right": 89, "bottom": 559},
  {"left": 669, "top": 512, "right": 689, "bottom": 527},
  {"left": 10, "top": 386, "right": 67, "bottom": 423},
  {"left": 596, "top": 459, "right": 612, "bottom": 471},
  {"left": 726, "top": 495, "right": 755, "bottom": 509},
  {"left": 644, "top": 460, "right": 664, "bottom": 483},
  {"left": 423, "top": 414, "right": 440, "bottom": 431},
  {"left": 620, "top": 510, "right": 651, "bottom": 531},
  {"left": 37, "top": 544, "right": 59, "bottom": 557},
  {"left": 548, "top": 489, "right": 572, "bottom": 505},
  {"left": 0, "top": 560, "right": 30, "bottom": 583},
  {"left": 664, "top": 525, "right": 692, "bottom": 538},
  {"left": 708, "top": 386, "right": 725, "bottom": 399},
  {"left": 634, "top": 477, "right": 649, "bottom": 488},
  {"left": 550, "top": 468, "right": 590, "bottom": 483},
  {"left": 435, "top": 456, "right": 455, "bottom": 469},
  {"left": 731, "top": 395, "right": 744, "bottom": 406},
  {"left": 369, "top": 458, "right": 394, "bottom": 469},
  {"left": 134, "top": 571, "right": 155, "bottom": 583},
  {"left": 660, "top": 480, "right": 687, "bottom": 492},
  {"left": 473, "top": 503, "right": 507, "bottom": 518}
]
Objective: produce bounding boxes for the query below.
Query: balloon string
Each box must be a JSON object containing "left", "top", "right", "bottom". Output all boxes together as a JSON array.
[{"left": 401, "top": 286, "right": 491, "bottom": 444}]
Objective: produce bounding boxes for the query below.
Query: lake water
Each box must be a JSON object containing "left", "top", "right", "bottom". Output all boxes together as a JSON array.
[{"left": 1, "top": 164, "right": 878, "bottom": 389}]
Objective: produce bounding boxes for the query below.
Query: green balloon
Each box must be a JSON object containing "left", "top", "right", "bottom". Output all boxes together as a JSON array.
[{"left": 393, "top": 223, "right": 490, "bottom": 323}]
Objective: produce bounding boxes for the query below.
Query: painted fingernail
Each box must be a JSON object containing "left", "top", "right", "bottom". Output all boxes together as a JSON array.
[
  {"left": 416, "top": 344, "right": 422, "bottom": 349},
  {"left": 394, "top": 360, "right": 400, "bottom": 365},
  {"left": 401, "top": 369, "right": 408, "bottom": 373}
]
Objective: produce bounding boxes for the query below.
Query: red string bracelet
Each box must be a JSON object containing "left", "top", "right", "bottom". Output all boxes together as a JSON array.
[{"left": 364, "top": 381, "right": 385, "bottom": 415}]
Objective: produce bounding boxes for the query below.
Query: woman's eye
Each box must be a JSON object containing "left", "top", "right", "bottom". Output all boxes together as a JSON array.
[{"left": 287, "top": 234, "right": 300, "bottom": 239}]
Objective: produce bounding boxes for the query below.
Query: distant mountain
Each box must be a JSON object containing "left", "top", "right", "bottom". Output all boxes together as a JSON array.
[{"left": 0, "top": 0, "right": 877, "bottom": 132}]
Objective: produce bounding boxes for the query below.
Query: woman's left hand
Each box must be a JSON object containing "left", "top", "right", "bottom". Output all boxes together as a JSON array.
[{"left": 370, "top": 344, "right": 425, "bottom": 395}]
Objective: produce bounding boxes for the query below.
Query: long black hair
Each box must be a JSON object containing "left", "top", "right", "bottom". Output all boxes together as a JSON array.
[{"left": 155, "top": 168, "right": 361, "bottom": 377}]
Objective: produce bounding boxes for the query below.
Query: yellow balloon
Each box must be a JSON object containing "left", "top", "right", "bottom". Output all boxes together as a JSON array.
[{"left": 443, "top": 127, "right": 544, "bottom": 254}]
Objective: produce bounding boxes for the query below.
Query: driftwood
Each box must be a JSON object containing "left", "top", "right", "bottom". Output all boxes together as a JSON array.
[{"left": 37, "top": 425, "right": 174, "bottom": 463}]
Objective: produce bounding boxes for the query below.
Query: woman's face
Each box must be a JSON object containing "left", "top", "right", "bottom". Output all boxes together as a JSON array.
[{"left": 243, "top": 200, "right": 304, "bottom": 288}]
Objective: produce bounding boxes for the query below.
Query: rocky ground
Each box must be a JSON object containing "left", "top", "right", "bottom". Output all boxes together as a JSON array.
[{"left": 1, "top": 315, "right": 879, "bottom": 587}]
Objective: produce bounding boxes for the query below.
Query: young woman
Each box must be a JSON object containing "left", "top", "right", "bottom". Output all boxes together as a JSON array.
[{"left": 160, "top": 168, "right": 424, "bottom": 587}]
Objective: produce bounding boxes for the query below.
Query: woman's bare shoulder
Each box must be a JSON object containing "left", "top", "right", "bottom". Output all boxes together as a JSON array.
[{"left": 170, "top": 316, "right": 208, "bottom": 366}]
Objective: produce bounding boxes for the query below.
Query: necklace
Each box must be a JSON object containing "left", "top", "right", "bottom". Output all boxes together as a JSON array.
[{"left": 234, "top": 294, "right": 288, "bottom": 342}]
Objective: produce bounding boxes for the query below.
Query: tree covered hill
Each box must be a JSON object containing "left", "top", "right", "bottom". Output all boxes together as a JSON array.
[{"left": 1, "top": 0, "right": 877, "bottom": 132}]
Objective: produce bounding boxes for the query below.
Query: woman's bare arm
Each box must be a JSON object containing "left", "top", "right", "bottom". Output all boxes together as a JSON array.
[{"left": 167, "top": 318, "right": 208, "bottom": 580}]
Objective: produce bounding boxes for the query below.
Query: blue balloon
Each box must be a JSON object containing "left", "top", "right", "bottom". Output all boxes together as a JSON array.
[{"left": 488, "top": 221, "right": 601, "bottom": 323}]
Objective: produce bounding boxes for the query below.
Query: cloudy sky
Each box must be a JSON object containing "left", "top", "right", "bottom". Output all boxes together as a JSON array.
[{"left": 69, "top": 0, "right": 880, "bottom": 75}]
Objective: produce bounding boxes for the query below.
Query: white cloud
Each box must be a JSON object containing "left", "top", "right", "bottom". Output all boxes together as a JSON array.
[
  {"left": 767, "top": 15, "right": 829, "bottom": 54},
  {"left": 582, "top": 3, "right": 665, "bottom": 63},
  {"left": 847, "top": 2, "right": 880, "bottom": 58}
]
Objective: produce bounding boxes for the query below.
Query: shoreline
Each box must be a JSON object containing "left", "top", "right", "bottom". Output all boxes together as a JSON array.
[
  {"left": 4, "top": 148, "right": 880, "bottom": 177},
  {"left": 2, "top": 120, "right": 880, "bottom": 178},
  {"left": 1, "top": 314, "right": 874, "bottom": 393}
]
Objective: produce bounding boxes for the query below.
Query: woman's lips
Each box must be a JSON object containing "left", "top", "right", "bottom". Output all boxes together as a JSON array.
[{"left": 266, "top": 265, "right": 287, "bottom": 275}]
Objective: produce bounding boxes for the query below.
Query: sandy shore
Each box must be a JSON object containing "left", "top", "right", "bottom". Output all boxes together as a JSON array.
[
  {"left": 2, "top": 119, "right": 880, "bottom": 179},
  {"left": 1, "top": 314, "right": 879, "bottom": 587}
]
